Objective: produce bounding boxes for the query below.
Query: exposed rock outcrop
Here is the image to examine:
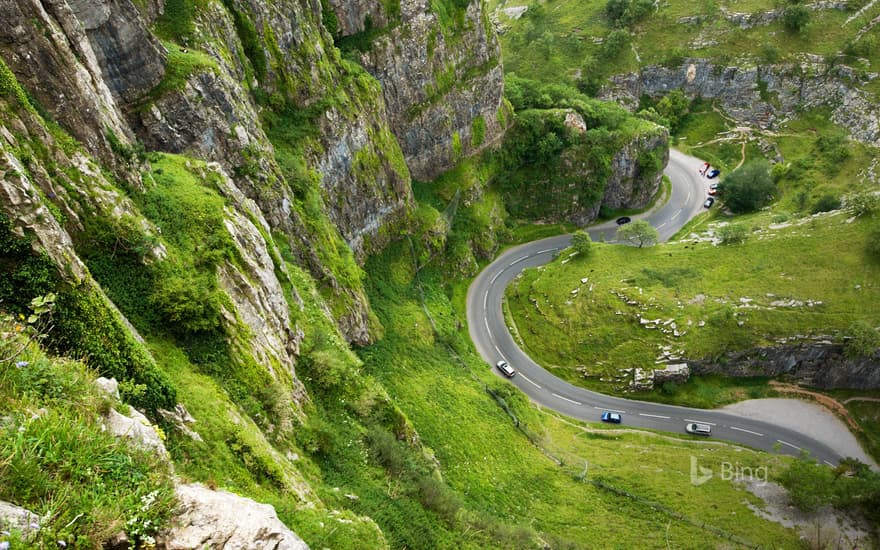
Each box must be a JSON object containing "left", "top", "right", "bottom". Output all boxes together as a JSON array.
[
  {"left": 157, "top": 484, "right": 309, "bottom": 550},
  {"left": 602, "top": 127, "right": 669, "bottom": 212},
  {"left": 690, "top": 342, "right": 880, "bottom": 390},
  {"left": 600, "top": 59, "right": 880, "bottom": 146},
  {"left": 0, "top": 500, "right": 40, "bottom": 532},
  {"left": 334, "top": 0, "right": 507, "bottom": 180}
]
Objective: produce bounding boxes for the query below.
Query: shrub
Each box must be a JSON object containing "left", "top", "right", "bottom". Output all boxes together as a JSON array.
[
  {"left": 845, "top": 320, "right": 880, "bottom": 359},
  {"left": 783, "top": 5, "right": 810, "bottom": 33},
  {"left": 718, "top": 160, "right": 776, "bottom": 213},
  {"left": 571, "top": 230, "right": 593, "bottom": 256},
  {"left": 811, "top": 194, "right": 841, "bottom": 214},
  {"left": 717, "top": 223, "right": 748, "bottom": 245},
  {"left": 616, "top": 220, "right": 659, "bottom": 248}
]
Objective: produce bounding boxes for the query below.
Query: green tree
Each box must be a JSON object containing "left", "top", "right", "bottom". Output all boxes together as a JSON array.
[
  {"left": 654, "top": 90, "right": 689, "bottom": 132},
  {"left": 848, "top": 192, "right": 878, "bottom": 217},
  {"left": 783, "top": 5, "right": 810, "bottom": 33},
  {"left": 616, "top": 219, "right": 658, "bottom": 248},
  {"left": 571, "top": 230, "right": 593, "bottom": 256},
  {"left": 718, "top": 160, "right": 776, "bottom": 213}
]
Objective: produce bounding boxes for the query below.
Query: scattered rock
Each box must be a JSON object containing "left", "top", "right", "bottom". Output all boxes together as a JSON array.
[{"left": 0, "top": 500, "right": 40, "bottom": 533}]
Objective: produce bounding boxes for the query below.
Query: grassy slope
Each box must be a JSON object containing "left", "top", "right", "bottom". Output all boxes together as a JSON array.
[
  {"left": 507, "top": 210, "right": 879, "bottom": 390},
  {"left": 358, "top": 239, "right": 803, "bottom": 548}
]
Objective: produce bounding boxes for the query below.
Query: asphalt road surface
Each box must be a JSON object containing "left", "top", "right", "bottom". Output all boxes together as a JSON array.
[{"left": 466, "top": 149, "right": 846, "bottom": 466}]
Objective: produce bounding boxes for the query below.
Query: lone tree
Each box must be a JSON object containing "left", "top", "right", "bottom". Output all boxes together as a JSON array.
[
  {"left": 616, "top": 220, "right": 659, "bottom": 248},
  {"left": 718, "top": 160, "right": 776, "bottom": 213},
  {"left": 571, "top": 230, "right": 593, "bottom": 256}
]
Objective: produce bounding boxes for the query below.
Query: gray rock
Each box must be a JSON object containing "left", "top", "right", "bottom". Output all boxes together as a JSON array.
[
  {"left": 0, "top": 500, "right": 40, "bottom": 532},
  {"left": 158, "top": 484, "right": 309, "bottom": 550}
]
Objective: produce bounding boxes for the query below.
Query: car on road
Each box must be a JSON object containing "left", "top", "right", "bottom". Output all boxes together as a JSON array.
[
  {"left": 495, "top": 360, "right": 516, "bottom": 378},
  {"left": 708, "top": 183, "right": 719, "bottom": 195},
  {"left": 706, "top": 169, "right": 720, "bottom": 179},
  {"left": 601, "top": 412, "right": 622, "bottom": 423},
  {"left": 615, "top": 216, "right": 631, "bottom": 225},
  {"left": 685, "top": 423, "right": 712, "bottom": 436},
  {"left": 703, "top": 197, "right": 715, "bottom": 208}
]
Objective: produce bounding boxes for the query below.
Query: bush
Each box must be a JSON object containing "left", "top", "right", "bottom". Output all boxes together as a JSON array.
[
  {"left": 845, "top": 320, "right": 880, "bottom": 359},
  {"left": 571, "top": 230, "right": 593, "bottom": 256},
  {"left": 717, "top": 223, "right": 748, "bottom": 245},
  {"left": 783, "top": 5, "right": 810, "bottom": 33},
  {"left": 811, "top": 194, "right": 841, "bottom": 214},
  {"left": 601, "top": 30, "right": 630, "bottom": 61},
  {"left": 847, "top": 192, "right": 878, "bottom": 217},
  {"left": 616, "top": 220, "right": 659, "bottom": 248},
  {"left": 718, "top": 160, "right": 776, "bottom": 213}
]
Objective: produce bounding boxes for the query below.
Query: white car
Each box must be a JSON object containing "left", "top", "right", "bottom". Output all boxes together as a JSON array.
[
  {"left": 685, "top": 423, "right": 712, "bottom": 436},
  {"left": 495, "top": 360, "right": 516, "bottom": 378}
]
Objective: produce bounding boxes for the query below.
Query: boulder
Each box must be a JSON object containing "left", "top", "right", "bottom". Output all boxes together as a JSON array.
[{"left": 158, "top": 484, "right": 309, "bottom": 550}]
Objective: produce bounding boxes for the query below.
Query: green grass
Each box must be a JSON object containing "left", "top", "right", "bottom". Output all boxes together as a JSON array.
[
  {"left": 494, "top": 0, "right": 880, "bottom": 88},
  {"left": 0, "top": 328, "right": 175, "bottom": 548},
  {"left": 507, "top": 211, "right": 880, "bottom": 398},
  {"left": 353, "top": 236, "right": 805, "bottom": 548}
]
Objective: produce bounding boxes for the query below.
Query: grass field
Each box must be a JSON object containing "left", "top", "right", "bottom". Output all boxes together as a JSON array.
[{"left": 506, "top": 210, "right": 880, "bottom": 397}]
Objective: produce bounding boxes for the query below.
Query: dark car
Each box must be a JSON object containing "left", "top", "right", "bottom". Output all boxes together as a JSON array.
[
  {"left": 601, "top": 411, "right": 622, "bottom": 423},
  {"left": 495, "top": 360, "right": 516, "bottom": 378},
  {"left": 706, "top": 169, "right": 721, "bottom": 179},
  {"left": 615, "top": 216, "right": 631, "bottom": 225},
  {"left": 703, "top": 197, "right": 715, "bottom": 208},
  {"left": 685, "top": 423, "right": 712, "bottom": 436}
]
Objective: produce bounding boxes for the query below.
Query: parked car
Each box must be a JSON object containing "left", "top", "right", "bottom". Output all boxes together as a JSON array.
[
  {"left": 685, "top": 423, "right": 712, "bottom": 436},
  {"left": 495, "top": 360, "right": 516, "bottom": 378},
  {"left": 703, "top": 197, "right": 715, "bottom": 208},
  {"left": 706, "top": 169, "right": 721, "bottom": 179},
  {"left": 616, "top": 216, "right": 631, "bottom": 225},
  {"left": 601, "top": 411, "right": 622, "bottom": 423}
]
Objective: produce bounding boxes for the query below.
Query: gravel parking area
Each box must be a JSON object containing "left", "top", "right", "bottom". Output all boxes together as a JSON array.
[{"left": 721, "top": 398, "right": 877, "bottom": 468}]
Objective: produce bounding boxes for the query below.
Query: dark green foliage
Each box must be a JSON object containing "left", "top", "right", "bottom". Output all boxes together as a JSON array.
[
  {"left": 0, "top": 214, "right": 176, "bottom": 412},
  {"left": 601, "top": 29, "right": 630, "bottom": 61},
  {"left": 718, "top": 160, "right": 776, "bottom": 213},
  {"left": 779, "top": 455, "right": 880, "bottom": 523},
  {"left": 811, "top": 193, "right": 841, "bottom": 214},
  {"left": 605, "top": 0, "right": 654, "bottom": 28},
  {"left": 641, "top": 90, "right": 690, "bottom": 133},
  {"left": 867, "top": 223, "right": 880, "bottom": 261},
  {"left": 471, "top": 115, "right": 486, "bottom": 148},
  {"left": 783, "top": 5, "right": 810, "bottom": 33},
  {"left": 155, "top": 0, "right": 199, "bottom": 43},
  {"left": 320, "top": 0, "right": 339, "bottom": 39},
  {"left": 220, "top": 0, "right": 267, "bottom": 83},
  {"left": 845, "top": 320, "right": 880, "bottom": 359}
]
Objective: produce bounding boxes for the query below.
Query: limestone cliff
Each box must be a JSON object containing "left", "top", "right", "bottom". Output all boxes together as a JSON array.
[
  {"left": 330, "top": 0, "right": 508, "bottom": 180},
  {"left": 600, "top": 59, "right": 880, "bottom": 146}
]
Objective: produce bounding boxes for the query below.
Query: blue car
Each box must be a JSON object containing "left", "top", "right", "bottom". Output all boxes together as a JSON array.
[
  {"left": 706, "top": 169, "right": 721, "bottom": 179},
  {"left": 601, "top": 412, "right": 622, "bottom": 423}
]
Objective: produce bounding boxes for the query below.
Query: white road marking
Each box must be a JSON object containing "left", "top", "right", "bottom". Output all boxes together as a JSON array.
[
  {"left": 552, "top": 393, "right": 582, "bottom": 406},
  {"left": 686, "top": 190, "right": 691, "bottom": 202},
  {"left": 777, "top": 439, "right": 802, "bottom": 451},
  {"left": 730, "top": 426, "right": 763, "bottom": 437},
  {"left": 670, "top": 209, "right": 682, "bottom": 221},
  {"left": 537, "top": 248, "right": 558, "bottom": 254},
  {"left": 639, "top": 413, "right": 671, "bottom": 419},
  {"left": 510, "top": 255, "right": 529, "bottom": 266},
  {"left": 684, "top": 419, "right": 717, "bottom": 426},
  {"left": 483, "top": 292, "right": 488, "bottom": 310},
  {"left": 489, "top": 270, "right": 503, "bottom": 285},
  {"left": 493, "top": 345, "right": 504, "bottom": 357},
  {"left": 519, "top": 373, "right": 541, "bottom": 389},
  {"left": 824, "top": 460, "right": 835, "bottom": 467},
  {"left": 484, "top": 318, "right": 492, "bottom": 339},
  {"left": 657, "top": 221, "right": 668, "bottom": 229},
  {"left": 594, "top": 406, "right": 626, "bottom": 414}
]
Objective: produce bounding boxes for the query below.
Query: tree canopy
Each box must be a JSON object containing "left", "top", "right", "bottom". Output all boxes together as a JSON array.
[
  {"left": 616, "top": 219, "right": 658, "bottom": 248},
  {"left": 718, "top": 160, "right": 776, "bottom": 213}
]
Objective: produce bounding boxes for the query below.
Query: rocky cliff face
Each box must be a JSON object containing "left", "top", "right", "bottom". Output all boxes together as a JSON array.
[
  {"left": 690, "top": 341, "right": 880, "bottom": 390},
  {"left": 599, "top": 59, "right": 880, "bottom": 146},
  {"left": 330, "top": 0, "right": 507, "bottom": 180}
]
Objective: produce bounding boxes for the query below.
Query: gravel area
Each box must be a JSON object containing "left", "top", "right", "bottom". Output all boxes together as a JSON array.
[{"left": 721, "top": 398, "right": 877, "bottom": 468}]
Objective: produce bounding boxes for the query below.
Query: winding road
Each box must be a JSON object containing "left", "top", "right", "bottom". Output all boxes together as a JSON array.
[{"left": 467, "top": 149, "right": 845, "bottom": 466}]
